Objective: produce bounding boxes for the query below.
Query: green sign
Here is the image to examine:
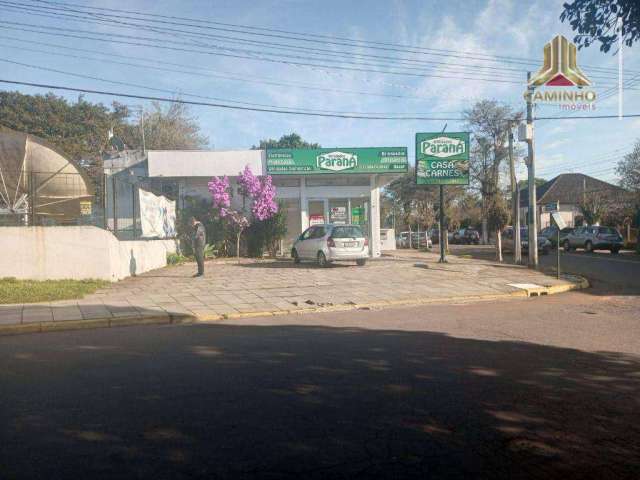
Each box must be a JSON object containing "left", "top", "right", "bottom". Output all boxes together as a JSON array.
[
  {"left": 266, "top": 147, "right": 408, "bottom": 175},
  {"left": 415, "top": 132, "right": 470, "bottom": 185}
]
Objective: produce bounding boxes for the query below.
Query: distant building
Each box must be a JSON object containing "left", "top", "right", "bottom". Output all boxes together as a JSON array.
[{"left": 520, "top": 173, "right": 628, "bottom": 229}]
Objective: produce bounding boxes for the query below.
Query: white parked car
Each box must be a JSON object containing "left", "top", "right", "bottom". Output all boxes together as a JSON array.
[{"left": 292, "top": 224, "right": 369, "bottom": 267}]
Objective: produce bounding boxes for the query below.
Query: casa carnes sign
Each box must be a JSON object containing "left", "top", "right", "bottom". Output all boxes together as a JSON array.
[
  {"left": 266, "top": 147, "right": 408, "bottom": 175},
  {"left": 415, "top": 132, "right": 470, "bottom": 185}
]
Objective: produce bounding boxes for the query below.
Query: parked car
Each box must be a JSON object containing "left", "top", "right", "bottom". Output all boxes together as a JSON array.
[
  {"left": 292, "top": 224, "right": 369, "bottom": 267},
  {"left": 451, "top": 228, "right": 480, "bottom": 245},
  {"left": 563, "top": 226, "right": 624, "bottom": 254},
  {"left": 396, "top": 231, "right": 432, "bottom": 249},
  {"left": 539, "top": 225, "right": 574, "bottom": 248},
  {"left": 502, "top": 227, "right": 551, "bottom": 255}
]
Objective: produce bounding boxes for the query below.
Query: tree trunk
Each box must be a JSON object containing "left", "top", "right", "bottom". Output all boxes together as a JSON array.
[
  {"left": 482, "top": 218, "right": 488, "bottom": 245},
  {"left": 236, "top": 231, "right": 242, "bottom": 259},
  {"left": 496, "top": 229, "right": 503, "bottom": 262},
  {"left": 408, "top": 224, "right": 412, "bottom": 249}
]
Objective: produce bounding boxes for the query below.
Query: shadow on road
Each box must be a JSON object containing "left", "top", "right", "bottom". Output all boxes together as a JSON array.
[{"left": 1, "top": 323, "right": 638, "bottom": 479}]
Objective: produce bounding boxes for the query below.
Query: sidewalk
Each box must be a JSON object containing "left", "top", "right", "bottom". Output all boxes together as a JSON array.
[{"left": 0, "top": 252, "right": 587, "bottom": 335}]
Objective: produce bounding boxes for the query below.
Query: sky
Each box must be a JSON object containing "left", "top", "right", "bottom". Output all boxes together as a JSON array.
[{"left": 0, "top": 0, "right": 638, "bottom": 185}]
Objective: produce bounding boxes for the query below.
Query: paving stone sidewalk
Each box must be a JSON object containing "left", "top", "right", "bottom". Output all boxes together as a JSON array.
[{"left": 0, "top": 251, "right": 586, "bottom": 333}]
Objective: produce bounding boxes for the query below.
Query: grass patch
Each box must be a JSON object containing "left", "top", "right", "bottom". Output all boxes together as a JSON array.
[{"left": 0, "top": 277, "right": 109, "bottom": 304}]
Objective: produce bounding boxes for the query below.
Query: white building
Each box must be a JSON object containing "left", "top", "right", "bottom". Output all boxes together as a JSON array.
[{"left": 139, "top": 147, "right": 408, "bottom": 256}]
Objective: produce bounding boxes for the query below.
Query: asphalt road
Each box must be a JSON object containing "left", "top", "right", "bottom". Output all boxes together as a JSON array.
[
  {"left": 447, "top": 244, "right": 640, "bottom": 294},
  {"left": 1, "top": 291, "right": 639, "bottom": 480}
]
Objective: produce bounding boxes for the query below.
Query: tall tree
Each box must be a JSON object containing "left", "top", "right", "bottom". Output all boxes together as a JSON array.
[
  {"left": 252, "top": 132, "right": 320, "bottom": 150},
  {"left": 560, "top": 0, "right": 640, "bottom": 52},
  {"left": 132, "top": 102, "right": 208, "bottom": 150},
  {"left": 464, "top": 100, "right": 522, "bottom": 243},
  {"left": 616, "top": 140, "right": 640, "bottom": 193}
]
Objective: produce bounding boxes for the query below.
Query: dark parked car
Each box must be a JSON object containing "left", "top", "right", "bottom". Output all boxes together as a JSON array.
[
  {"left": 563, "top": 226, "right": 624, "bottom": 254},
  {"left": 452, "top": 228, "right": 480, "bottom": 245},
  {"left": 539, "top": 225, "right": 574, "bottom": 248}
]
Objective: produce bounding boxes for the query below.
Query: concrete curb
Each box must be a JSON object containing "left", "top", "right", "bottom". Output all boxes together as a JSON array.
[{"left": 0, "top": 276, "right": 589, "bottom": 337}]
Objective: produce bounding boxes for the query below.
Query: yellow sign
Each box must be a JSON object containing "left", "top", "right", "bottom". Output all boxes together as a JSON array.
[{"left": 80, "top": 201, "right": 92, "bottom": 215}]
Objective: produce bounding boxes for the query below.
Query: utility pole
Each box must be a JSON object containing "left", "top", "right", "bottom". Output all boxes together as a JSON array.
[
  {"left": 508, "top": 127, "right": 521, "bottom": 264},
  {"left": 140, "top": 108, "right": 146, "bottom": 154},
  {"left": 526, "top": 72, "right": 538, "bottom": 268}
]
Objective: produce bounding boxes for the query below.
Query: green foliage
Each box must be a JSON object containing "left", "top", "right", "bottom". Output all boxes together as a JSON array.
[
  {"left": 0, "top": 277, "right": 108, "bottom": 304},
  {"left": 0, "top": 93, "right": 207, "bottom": 164},
  {"left": 518, "top": 178, "right": 548, "bottom": 190},
  {"left": 167, "top": 252, "right": 189, "bottom": 265},
  {"left": 0, "top": 91, "right": 131, "bottom": 162},
  {"left": 176, "top": 196, "right": 226, "bottom": 256},
  {"left": 245, "top": 204, "right": 288, "bottom": 257},
  {"left": 252, "top": 132, "right": 320, "bottom": 150},
  {"left": 560, "top": 0, "right": 639, "bottom": 52}
]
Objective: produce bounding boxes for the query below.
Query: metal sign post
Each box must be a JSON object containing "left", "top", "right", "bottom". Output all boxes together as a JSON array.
[
  {"left": 551, "top": 211, "right": 566, "bottom": 280},
  {"left": 415, "top": 130, "right": 471, "bottom": 264},
  {"left": 439, "top": 184, "right": 446, "bottom": 263}
]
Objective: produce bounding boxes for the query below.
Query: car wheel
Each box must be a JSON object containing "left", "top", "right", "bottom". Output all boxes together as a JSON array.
[
  {"left": 563, "top": 240, "right": 571, "bottom": 252},
  {"left": 356, "top": 258, "right": 367, "bottom": 266},
  {"left": 611, "top": 247, "right": 620, "bottom": 254},
  {"left": 585, "top": 241, "right": 593, "bottom": 253},
  {"left": 317, "top": 251, "right": 328, "bottom": 267},
  {"left": 292, "top": 249, "right": 301, "bottom": 264}
]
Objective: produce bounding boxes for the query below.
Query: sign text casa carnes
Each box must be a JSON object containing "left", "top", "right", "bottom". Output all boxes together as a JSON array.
[{"left": 415, "top": 132, "right": 470, "bottom": 185}]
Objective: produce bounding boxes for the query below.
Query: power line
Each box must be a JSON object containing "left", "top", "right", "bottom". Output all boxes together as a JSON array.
[
  {"left": 0, "top": 79, "right": 467, "bottom": 121},
  {"left": 0, "top": 22, "right": 534, "bottom": 85},
  {"left": 0, "top": 40, "right": 463, "bottom": 104},
  {"left": 25, "top": 0, "right": 633, "bottom": 76},
  {"left": 0, "top": 2, "right": 552, "bottom": 81},
  {"left": 0, "top": 57, "right": 469, "bottom": 116},
  {"left": 2, "top": 1, "right": 629, "bottom": 85}
]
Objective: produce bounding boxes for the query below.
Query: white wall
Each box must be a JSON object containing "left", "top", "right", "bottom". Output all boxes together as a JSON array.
[
  {"left": 148, "top": 150, "right": 264, "bottom": 177},
  {"left": 0, "top": 227, "right": 177, "bottom": 282}
]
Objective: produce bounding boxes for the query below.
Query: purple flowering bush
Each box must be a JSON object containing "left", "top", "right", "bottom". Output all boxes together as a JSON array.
[{"left": 208, "top": 166, "right": 279, "bottom": 257}]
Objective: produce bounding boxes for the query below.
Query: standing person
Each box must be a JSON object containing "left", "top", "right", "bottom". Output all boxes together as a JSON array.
[{"left": 191, "top": 216, "right": 206, "bottom": 277}]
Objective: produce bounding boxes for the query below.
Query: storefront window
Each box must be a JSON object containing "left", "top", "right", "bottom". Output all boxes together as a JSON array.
[{"left": 329, "top": 199, "right": 348, "bottom": 225}]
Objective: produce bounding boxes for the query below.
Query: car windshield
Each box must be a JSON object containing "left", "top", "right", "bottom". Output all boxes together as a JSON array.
[
  {"left": 331, "top": 226, "right": 364, "bottom": 238},
  {"left": 597, "top": 227, "right": 617, "bottom": 235}
]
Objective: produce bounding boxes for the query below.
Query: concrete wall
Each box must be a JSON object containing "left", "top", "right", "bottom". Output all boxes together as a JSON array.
[{"left": 0, "top": 226, "right": 177, "bottom": 281}]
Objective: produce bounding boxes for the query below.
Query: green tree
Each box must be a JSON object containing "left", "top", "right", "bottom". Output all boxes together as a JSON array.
[
  {"left": 0, "top": 91, "right": 129, "bottom": 162},
  {"left": 518, "top": 178, "right": 548, "bottom": 190},
  {"left": 560, "top": 0, "right": 640, "bottom": 52},
  {"left": 252, "top": 132, "right": 320, "bottom": 149}
]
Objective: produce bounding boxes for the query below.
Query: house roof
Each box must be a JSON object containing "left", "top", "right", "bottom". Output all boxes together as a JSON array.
[{"left": 520, "top": 173, "right": 626, "bottom": 207}]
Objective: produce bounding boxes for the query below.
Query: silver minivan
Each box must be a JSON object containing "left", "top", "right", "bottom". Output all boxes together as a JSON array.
[{"left": 292, "top": 224, "right": 369, "bottom": 267}]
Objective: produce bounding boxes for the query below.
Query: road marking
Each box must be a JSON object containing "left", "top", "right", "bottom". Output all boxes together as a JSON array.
[{"left": 563, "top": 253, "right": 640, "bottom": 265}]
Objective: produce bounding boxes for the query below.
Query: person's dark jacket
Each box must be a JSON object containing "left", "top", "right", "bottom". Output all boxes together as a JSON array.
[{"left": 192, "top": 222, "right": 206, "bottom": 252}]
